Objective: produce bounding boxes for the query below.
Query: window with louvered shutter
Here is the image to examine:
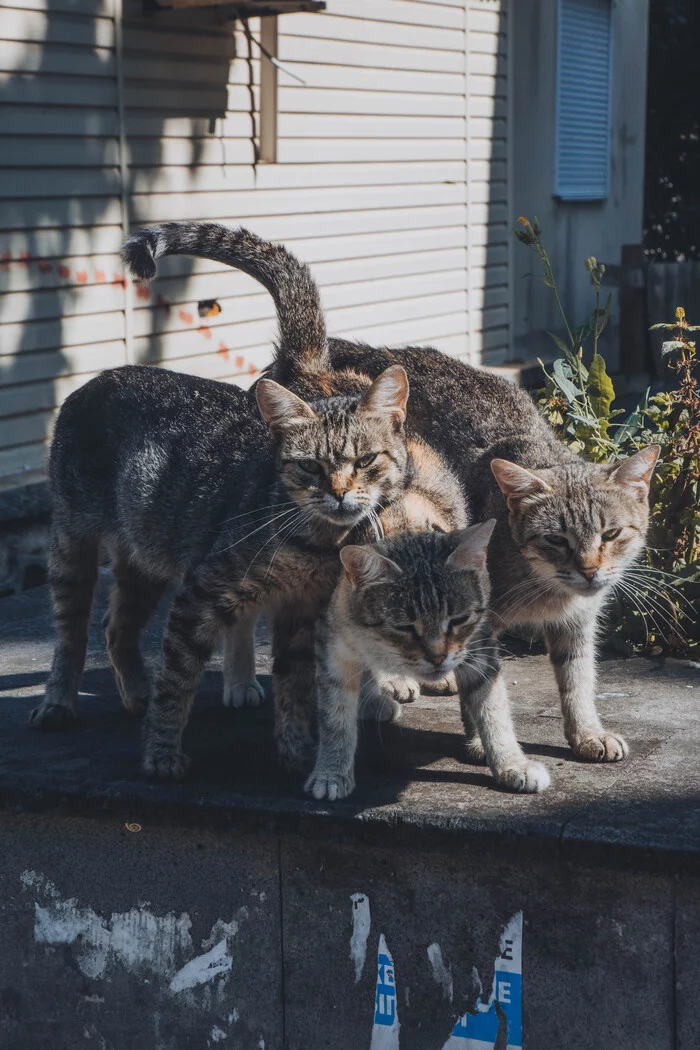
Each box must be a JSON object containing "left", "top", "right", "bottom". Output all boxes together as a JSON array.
[{"left": 555, "top": 0, "right": 612, "bottom": 201}]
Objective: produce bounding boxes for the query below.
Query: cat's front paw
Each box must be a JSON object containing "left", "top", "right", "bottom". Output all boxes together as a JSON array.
[
  {"left": 421, "top": 671, "right": 458, "bottom": 696},
  {"left": 304, "top": 769, "right": 354, "bottom": 802},
  {"left": 28, "top": 702, "right": 76, "bottom": 731},
  {"left": 495, "top": 759, "right": 550, "bottom": 793},
  {"left": 222, "top": 677, "right": 265, "bottom": 708},
  {"left": 571, "top": 732, "right": 628, "bottom": 762},
  {"left": 142, "top": 750, "right": 191, "bottom": 781},
  {"left": 380, "top": 675, "right": 420, "bottom": 704}
]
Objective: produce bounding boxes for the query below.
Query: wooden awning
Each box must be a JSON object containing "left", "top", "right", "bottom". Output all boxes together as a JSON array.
[{"left": 150, "top": 0, "right": 325, "bottom": 12}]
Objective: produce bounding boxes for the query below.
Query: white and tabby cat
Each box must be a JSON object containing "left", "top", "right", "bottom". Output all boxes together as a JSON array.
[{"left": 307, "top": 524, "right": 549, "bottom": 801}]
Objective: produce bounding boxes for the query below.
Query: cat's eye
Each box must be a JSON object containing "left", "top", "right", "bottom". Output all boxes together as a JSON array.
[
  {"left": 602, "top": 528, "right": 622, "bottom": 542},
  {"left": 297, "top": 459, "right": 322, "bottom": 475},
  {"left": 393, "top": 623, "right": 416, "bottom": 634},
  {"left": 355, "top": 453, "right": 378, "bottom": 469},
  {"left": 449, "top": 613, "right": 473, "bottom": 629},
  {"left": 544, "top": 534, "right": 569, "bottom": 547}
]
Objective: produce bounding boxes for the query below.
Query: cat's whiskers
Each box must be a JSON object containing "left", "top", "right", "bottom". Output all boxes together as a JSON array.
[
  {"left": 611, "top": 581, "right": 651, "bottom": 645},
  {"left": 497, "top": 575, "right": 559, "bottom": 624},
  {"left": 623, "top": 568, "right": 696, "bottom": 613},
  {"left": 615, "top": 578, "right": 683, "bottom": 638},
  {"left": 241, "top": 508, "right": 304, "bottom": 580},
  {"left": 623, "top": 582, "right": 692, "bottom": 638},
  {"left": 264, "top": 509, "right": 314, "bottom": 578},
  {"left": 219, "top": 500, "right": 298, "bottom": 527},
  {"left": 220, "top": 506, "right": 300, "bottom": 554},
  {"left": 366, "top": 506, "right": 385, "bottom": 542}
]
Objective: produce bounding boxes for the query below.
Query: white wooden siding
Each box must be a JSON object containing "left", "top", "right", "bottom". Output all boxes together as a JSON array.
[{"left": 0, "top": 0, "right": 510, "bottom": 484}]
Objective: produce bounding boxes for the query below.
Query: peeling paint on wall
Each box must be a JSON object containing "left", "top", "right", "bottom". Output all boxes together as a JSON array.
[
  {"left": 350, "top": 893, "right": 371, "bottom": 983},
  {"left": 169, "top": 939, "right": 233, "bottom": 994},
  {"left": 370, "top": 933, "right": 400, "bottom": 1050},
  {"left": 441, "top": 911, "right": 523, "bottom": 1049},
  {"left": 20, "top": 871, "right": 242, "bottom": 1001}
]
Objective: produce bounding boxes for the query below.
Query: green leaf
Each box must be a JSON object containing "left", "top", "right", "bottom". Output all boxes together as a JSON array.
[
  {"left": 552, "top": 359, "right": 580, "bottom": 402},
  {"left": 587, "top": 353, "right": 615, "bottom": 420},
  {"left": 649, "top": 323, "right": 677, "bottom": 330}
]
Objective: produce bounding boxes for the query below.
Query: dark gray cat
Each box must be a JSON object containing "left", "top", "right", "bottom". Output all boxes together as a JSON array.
[{"left": 32, "top": 225, "right": 415, "bottom": 779}]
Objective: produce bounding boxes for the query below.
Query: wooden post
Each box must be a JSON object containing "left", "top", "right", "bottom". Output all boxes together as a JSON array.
[
  {"left": 619, "top": 244, "right": 649, "bottom": 375},
  {"left": 259, "top": 15, "right": 278, "bottom": 164}
]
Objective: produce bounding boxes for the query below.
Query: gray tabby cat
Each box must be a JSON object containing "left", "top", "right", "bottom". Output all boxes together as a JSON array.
[
  {"left": 33, "top": 223, "right": 419, "bottom": 779},
  {"left": 307, "top": 523, "right": 550, "bottom": 801}
]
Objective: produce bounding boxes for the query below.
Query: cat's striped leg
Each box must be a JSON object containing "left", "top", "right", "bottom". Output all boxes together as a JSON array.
[
  {"left": 304, "top": 622, "right": 362, "bottom": 801},
  {"left": 545, "top": 616, "right": 627, "bottom": 761},
  {"left": 457, "top": 659, "right": 550, "bottom": 792},
  {"left": 30, "top": 526, "right": 99, "bottom": 730},
  {"left": 105, "top": 550, "right": 166, "bottom": 716},
  {"left": 142, "top": 582, "right": 220, "bottom": 780},
  {"left": 221, "top": 613, "right": 265, "bottom": 708},
  {"left": 272, "top": 611, "right": 318, "bottom": 772}
]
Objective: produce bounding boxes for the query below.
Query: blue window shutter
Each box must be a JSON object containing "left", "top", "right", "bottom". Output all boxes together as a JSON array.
[{"left": 555, "top": 0, "right": 612, "bottom": 201}]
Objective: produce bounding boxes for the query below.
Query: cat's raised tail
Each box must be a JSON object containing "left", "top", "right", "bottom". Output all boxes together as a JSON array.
[{"left": 121, "top": 221, "right": 329, "bottom": 373}]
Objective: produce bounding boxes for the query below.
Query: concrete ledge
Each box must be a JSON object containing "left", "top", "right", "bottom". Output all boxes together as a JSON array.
[{"left": 1, "top": 578, "right": 699, "bottom": 872}]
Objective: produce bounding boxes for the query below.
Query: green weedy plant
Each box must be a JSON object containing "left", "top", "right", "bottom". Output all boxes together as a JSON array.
[{"left": 514, "top": 217, "right": 699, "bottom": 654}]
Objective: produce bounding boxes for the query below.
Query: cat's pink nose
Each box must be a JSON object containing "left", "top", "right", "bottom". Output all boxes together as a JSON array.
[
  {"left": 580, "top": 567, "right": 598, "bottom": 580},
  {"left": 428, "top": 653, "right": 446, "bottom": 666}
]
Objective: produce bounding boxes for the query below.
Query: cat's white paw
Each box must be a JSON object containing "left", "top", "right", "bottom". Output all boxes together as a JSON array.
[
  {"left": 496, "top": 759, "right": 550, "bottom": 793},
  {"left": 361, "top": 694, "right": 402, "bottom": 723},
  {"left": 421, "top": 671, "right": 458, "bottom": 696},
  {"left": 571, "top": 732, "right": 628, "bottom": 762},
  {"left": 380, "top": 675, "right": 420, "bottom": 704},
  {"left": 222, "top": 677, "right": 265, "bottom": 708},
  {"left": 304, "top": 769, "right": 355, "bottom": 802}
]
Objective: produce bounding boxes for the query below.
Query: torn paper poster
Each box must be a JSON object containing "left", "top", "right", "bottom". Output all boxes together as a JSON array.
[
  {"left": 350, "top": 893, "right": 371, "bottom": 983},
  {"left": 369, "top": 934, "right": 400, "bottom": 1050},
  {"left": 441, "top": 911, "right": 523, "bottom": 1050}
]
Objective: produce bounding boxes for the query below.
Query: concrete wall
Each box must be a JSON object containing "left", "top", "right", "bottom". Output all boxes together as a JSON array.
[{"left": 511, "top": 0, "right": 650, "bottom": 370}]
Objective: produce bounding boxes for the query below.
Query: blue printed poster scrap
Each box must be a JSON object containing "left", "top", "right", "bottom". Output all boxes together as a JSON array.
[
  {"left": 441, "top": 910, "right": 523, "bottom": 1050},
  {"left": 369, "top": 912, "right": 523, "bottom": 1050},
  {"left": 370, "top": 933, "right": 400, "bottom": 1049}
]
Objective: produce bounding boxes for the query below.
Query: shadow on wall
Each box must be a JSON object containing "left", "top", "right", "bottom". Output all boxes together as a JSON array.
[{"left": 0, "top": 0, "right": 238, "bottom": 484}]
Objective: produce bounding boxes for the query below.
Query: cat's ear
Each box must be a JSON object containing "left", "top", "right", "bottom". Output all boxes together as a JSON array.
[
  {"left": 491, "top": 459, "right": 552, "bottom": 509},
  {"left": 357, "top": 365, "right": 409, "bottom": 422},
  {"left": 446, "top": 519, "right": 496, "bottom": 572},
  {"left": 340, "top": 545, "right": 402, "bottom": 590},
  {"left": 607, "top": 445, "right": 660, "bottom": 499},
  {"left": 256, "top": 379, "right": 316, "bottom": 433}
]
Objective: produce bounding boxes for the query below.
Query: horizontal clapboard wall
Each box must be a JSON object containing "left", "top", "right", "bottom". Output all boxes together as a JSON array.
[{"left": 0, "top": 0, "right": 511, "bottom": 484}]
